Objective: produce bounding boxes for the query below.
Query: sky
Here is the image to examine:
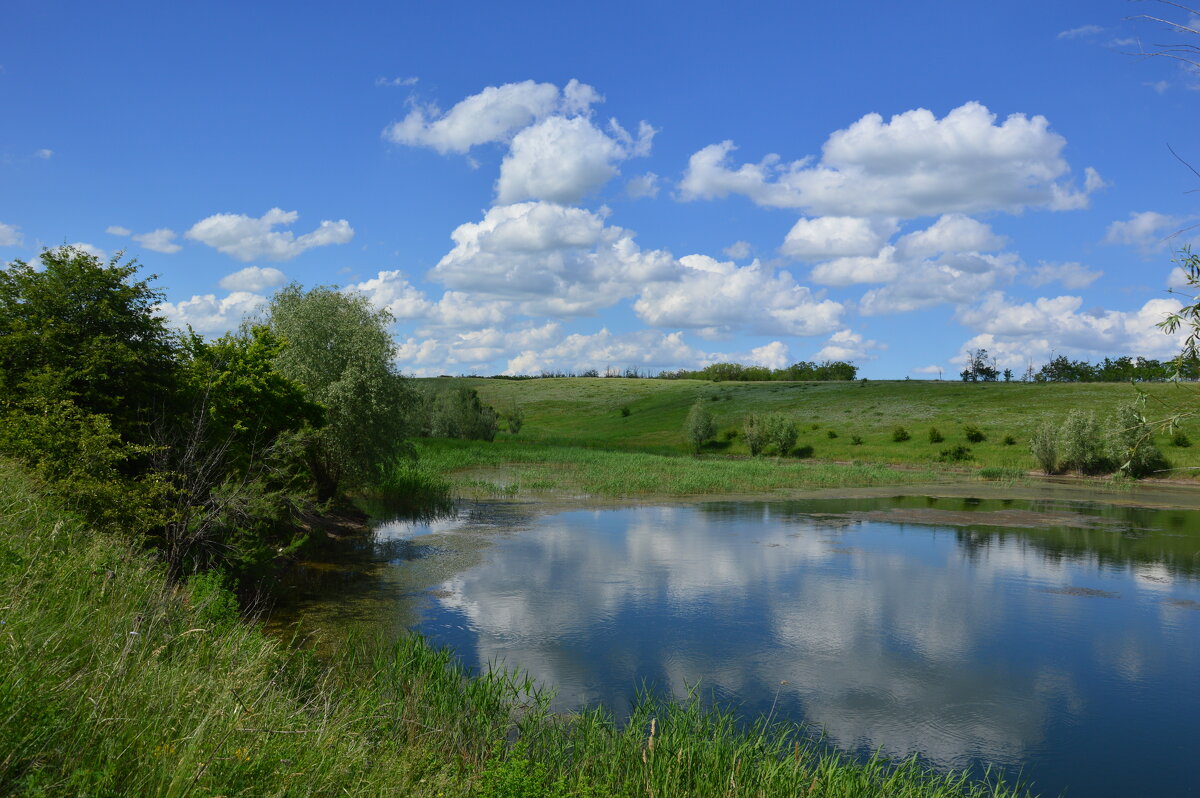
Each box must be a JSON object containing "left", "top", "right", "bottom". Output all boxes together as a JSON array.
[{"left": 3, "top": 0, "right": 1199, "bottom": 378}]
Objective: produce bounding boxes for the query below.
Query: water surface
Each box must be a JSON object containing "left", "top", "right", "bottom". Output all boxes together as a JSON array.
[{"left": 274, "top": 493, "right": 1200, "bottom": 798}]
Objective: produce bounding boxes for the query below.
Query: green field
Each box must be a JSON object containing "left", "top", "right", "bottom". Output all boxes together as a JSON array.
[{"left": 431, "top": 377, "right": 1200, "bottom": 480}]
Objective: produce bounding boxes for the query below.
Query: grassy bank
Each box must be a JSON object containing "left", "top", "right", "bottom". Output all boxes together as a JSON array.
[
  {"left": 415, "top": 439, "right": 949, "bottom": 499},
  {"left": 438, "top": 377, "right": 1200, "bottom": 477},
  {"left": 0, "top": 458, "right": 1032, "bottom": 797}
]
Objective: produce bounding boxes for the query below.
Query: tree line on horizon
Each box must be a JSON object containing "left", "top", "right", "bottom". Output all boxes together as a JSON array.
[{"left": 959, "top": 348, "right": 1200, "bottom": 383}]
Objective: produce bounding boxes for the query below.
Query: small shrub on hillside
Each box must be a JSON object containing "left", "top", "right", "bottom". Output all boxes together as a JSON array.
[
  {"left": 722, "top": 428, "right": 738, "bottom": 441},
  {"left": 1172, "top": 430, "right": 1192, "bottom": 448},
  {"left": 1003, "top": 435, "right": 1016, "bottom": 446},
  {"left": 963, "top": 425, "right": 986, "bottom": 443},
  {"left": 684, "top": 401, "right": 717, "bottom": 454},
  {"left": 503, "top": 403, "right": 525, "bottom": 435},
  {"left": 938, "top": 445, "right": 973, "bottom": 462},
  {"left": 892, "top": 426, "right": 911, "bottom": 442},
  {"left": 765, "top": 414, "right": 798, "bottom": 455},
  {"left": 742, "top": 414, "right": 769, "bottom": 456},
  {"left": 1029, "top": 420, "right": 1059, "bottom": 474},
  {"left": 1106, "top": 402, "right": 1167, "bottom": 478},
  {"left": 620, "top": 405, "right": 631, "bottom": 417},
  {"left": 810, "top": 423, "right": 820, "bottom": 430},
  {"left": 826, "top": 430, "right": 838, "bottom": 439},
  {"left": 1059, "top": 409, "right": 1109, "bottom": 474},
  {"left": 928, "top": 427, "right": 944, "bottom": 444},
  {"left": 423, "top": 384, "right": 499, "bottom": 442},
  {"left": 850, "top": 435, "right": 864, "bottom": 446}
]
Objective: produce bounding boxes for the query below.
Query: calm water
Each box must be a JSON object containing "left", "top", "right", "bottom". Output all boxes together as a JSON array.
[{"left": 276, "top": 494, "right": 1200, "bottom": 798}]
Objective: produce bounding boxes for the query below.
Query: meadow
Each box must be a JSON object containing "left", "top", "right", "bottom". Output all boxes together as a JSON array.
[{"left": 417, "top": 377, "right": 1200, "bottom": 489}]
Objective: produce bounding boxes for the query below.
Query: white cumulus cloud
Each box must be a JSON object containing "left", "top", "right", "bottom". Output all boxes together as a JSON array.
[
  {"left": 185, "top": 208, "right": 354, "bottom": 262},
  {"left": 157, "top": 291, "right": 268, "bottom": 335},
  {"left": 495, "top": 115, "right": 641, "bottom": 204},
  {"left": 0, "top": 222, "right": 22, "bottom": 246},
  {"left": 679, "top": 102, "right": 1099, "bottom": 218},
  {"left": 106, "top": 225, "right": 132, "bottom": 236},
  {"left": 781, "top": 216, "right": 897, "bottom": 261},
  {"left": 219, "top": 266, "right": 287, "bottom": 293},
  {"left": 431, "top": 201, "right": 676, "bottom": 316},
  {"left": 1104, "top": 211, "right": 1187, "bottom": 252},
  {"left": 814, "top": 328, "right": 879, "bottom": 362},
  {"left": 132, "top": 228, "right": 182, "bottom": 254},
  {"left": 383, "top": 79, "right": 597, "bottom": 154},
  {"left": 1028, "top": 262, "right": 1103, "bottom": 289},
  {"left": 633, "top": 255, "right": 844, "bottom": 337},
  {"left": 626, "top": 172, "right": 661, "bottom": 199}
]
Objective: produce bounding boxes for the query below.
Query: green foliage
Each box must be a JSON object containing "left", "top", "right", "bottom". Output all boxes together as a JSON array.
[
  {"left": 963, "top": 425, "right": 986, "bottom": 443},
  {"left": 0, "top": 397, "right": 168, "bottom": 532},
  {"left": 1173, "top": 430, "right": 1192, "bottom": 447},
  {"left": 1105, "top": 402, "right": 1167, "bottom": 478},
  {"left": 1059, "top": 409, "right": 1109, "bottom": 474},
  {"left": 827, "top": 429, "right": 838, "bottom": 439},
  {"left": 1003, "top": 435, "right": 1017, "bottom": 446},
  {"left": 892, "top": 426, "right": 911, "bottom": 442},
  {"left": 938, "top": 445, "right": 973, "bottom": 462},
  {"left": 851, "top": 435, "right": 864, "bottom": 446},
  {"left": 0, "top": 247, "right": 178, "bottom": 441},
  {"left": 684, "top": 401, "right": 717, "bottom": 454},
  {"left": 186, "top": 568, "right": 241, "bottom": 630},
  {"left": 420, "top": 382, "right": 499, "bottom": 442},
  {"left": 928, "top": 427, "right": 944, "bottom": 443},
  {"left": 1029, "top": 421, "right": 1059, "bottom": 474},
  {"left": 504, "top": 402, "right": 525, "bottom": 435},
  {"left": 373, "top": 456, "right": 453, "bottom": 513},
  {"left": 661, "top": 360, "right": 858, "bottom": 381},
  {"left": 742, "top": 413, "right": 769, "bottom": 456},
  {"left": 263, "top": 284, "right": 416, "bottom": 499},
  {"left": 620, "top": 405, "right": 631, "bottom": 417},
  {"left": 764, "top": 413, "right": 798, "bottom": 455}
]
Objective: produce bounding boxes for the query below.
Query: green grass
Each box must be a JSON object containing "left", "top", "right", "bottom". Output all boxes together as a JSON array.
[
  {"left": 417, "top": 439, "right": 948, "bottom": 498},
  {"left": 427, "top": 377, "right": 1200, "bottom": 478},
  {"left": 0, "top": 458, "right": 1034, "bottom": 797}
]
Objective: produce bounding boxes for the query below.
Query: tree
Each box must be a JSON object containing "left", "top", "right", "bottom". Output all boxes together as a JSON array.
[
  {"left": 765, "top": 414, "right": 798, "bottom": 455},
  {"left": 742, "top": 414, "right": 769, "bottom": 456},
  {"left": 262, "top": 285, "right": 415, "bottom": 500},
  {"left": 0, "top": 246, "right": 178, "bottom": 440},
  {"left": 684, "top": 400, "right": 716, "bottom": 454}
]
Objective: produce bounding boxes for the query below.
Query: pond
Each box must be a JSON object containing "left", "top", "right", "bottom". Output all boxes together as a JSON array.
[{"left": 272, "top": 490, "right": 1200, "bottom": 798}]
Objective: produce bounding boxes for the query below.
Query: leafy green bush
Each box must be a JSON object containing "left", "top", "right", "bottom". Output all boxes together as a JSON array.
[
  {"left": 826, "top": 429, "right": 838, "bottom": 439},
  {"left": 684, "top": 401, "right": 717, "bottom": 454},
  {"left": 421, "top": 382, "right": 499, "bottom": 442},
  {"left": 850, "top": 435, "right": 864, "bottom": 446},
  {"left": 1029, "top": 420, "right": 1059, "bottom": 474},
  {"left": 504, "top": 403, "right": 525, "bottom": 435},
  {"left": 620, "top": 405, "right": 631, "bottom": 417},
  {"left": 1172, "top": 429, "right": 1191, "bottom": 447},
  {"left": 892, "top": 426, "right": 911, "bottom": 442},
  {"left": 963, "top": 425, "right": 986, "bottom": 443},
  {"left": 1059, "top": 409, "right": 1109, "bottom": 474},
  {"left": 743, "top": 414, "right": 769, "bottom": 456},
  {"left": 1106, "top": 402, "right": 1167, "bottom": 478},
  {"left": 1003, "top": 435, "right": 1017, "bottom": 446},
  {"left": 938, "top": 445, "right": 973, "bottom": 462},
  {"left": 765, "top": 414, "right": 798, "bottom": 455},
  {"left": 928, "top": 427, "right": 944, "bottom": 443}
]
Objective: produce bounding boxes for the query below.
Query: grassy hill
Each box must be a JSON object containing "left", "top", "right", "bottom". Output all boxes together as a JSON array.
[{"left": 432, "top": 377, "right": 1200, "bottom": 477}]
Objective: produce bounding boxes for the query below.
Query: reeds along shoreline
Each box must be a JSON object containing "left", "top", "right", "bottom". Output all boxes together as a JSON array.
[{"left": 0, "top": 457, "right": 1033, "bottom": 797}]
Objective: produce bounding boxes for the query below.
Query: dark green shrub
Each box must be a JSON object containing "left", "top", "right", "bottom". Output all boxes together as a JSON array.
[
  {"left": 620, "top": 405, "right": 631, "bottom": 417},
  {"left": 1003, "top": 435, "right": 1017, "bottom": 446},
  {"left": 892, "top": 426, "right": 911, "bottom": 442},
  {"left": 743, "top": 414, "right": 769, "bottom": 456},
  {"left": 928, "top": 427, "right": 944, "bottom": 443},
  {"left": 826, "top": 430, "right": 838, "bottom": 439},
  {"left": 504, "top": 403, "right": 525, "bottom": 435},
  {"left": 963, "top": 425, "right": 986, "bottom": 443},
  {"left": 1106, "top": 402, "right": 1167, "bottom": 478},
  {"left": 850, "top": 435, "right": 864, "bottom": 446},
  {"left": 1172, "top": 430, "right": 1191, "bottom": 447},
  {"left": 1059, "top": 409, "right": 1109, "bottom": 474},
  {"left": 938, "top": 445, "right": 973, "bottom": 462},
  {"left": 765, "top": 414, "right": 798, "bottom": 455}
]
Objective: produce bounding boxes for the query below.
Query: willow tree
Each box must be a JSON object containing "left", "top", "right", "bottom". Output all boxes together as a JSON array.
[{"left": 261, "top": 285, "right": 415, "bottom": 500}]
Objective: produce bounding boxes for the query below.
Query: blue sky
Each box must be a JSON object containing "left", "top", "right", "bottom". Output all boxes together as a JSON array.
[{"left": 3, "top": 0, "right": 1198, "bottom": 377}]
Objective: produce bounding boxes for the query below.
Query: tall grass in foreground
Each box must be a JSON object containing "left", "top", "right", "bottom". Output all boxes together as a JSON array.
[
  {"left": 0, "top": 459, "right": 1033, "bottom": 797},
  {"left": 417, "top": 439, "right": 950, "bottom": 498}
]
